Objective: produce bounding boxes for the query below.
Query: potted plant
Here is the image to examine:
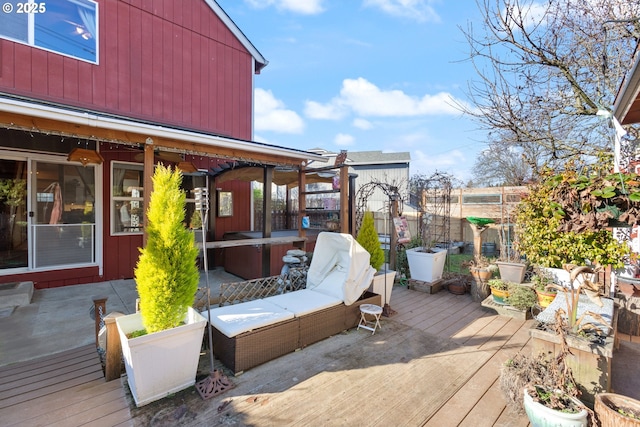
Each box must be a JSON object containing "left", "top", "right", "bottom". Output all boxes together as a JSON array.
[
  {"left": 488, "top": 278, "right": 510, "bottom": 305},
  {"left": 505, "top": 283, "right": 537, "bottom": 311},
  {"left": 530, "top": 269, "right": 558, "bottom": 309},
  {"left": 405, "top": 237, "right": 447, "bottom": 283},
  {"left": 500, "top": 318, "right": 591, "bottom": 426},
  {"left": 514, "top": 162, "right": 630, "bottom": 276},
  {"left": 467, "top": 256, "right": 497, "bottom": 302},
  {"left": 530, "top": 264, "right": 617, "bottom": 407},
  {"left": 357, "top": 212, "right": 396, "bottom": 307},
  {"left": 594, "top": 393, "right": 640, "bottom": 426},
  {"left": 115, "top": 165, "right": 207, "bottom": 407},
  {"left": 496, "top": 207, "right": 529, "bottom": 284}
]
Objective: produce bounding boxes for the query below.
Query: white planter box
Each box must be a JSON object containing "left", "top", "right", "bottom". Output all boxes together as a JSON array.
[
  {"left": 406, "top": 247, "right": 447, "bottom": 283},
  {"left": 370, "top": 269, "right": 396, "bottom": 305},
  {"left": 116, "top": 306, "right": 207, "bottom": 407}
]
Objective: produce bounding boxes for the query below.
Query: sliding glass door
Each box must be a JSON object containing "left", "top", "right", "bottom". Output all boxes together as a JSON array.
[
  {"left": 0, "top": 155, "right": 98, "bottom": 271},
  {"left": 0, "top": 158, "right": 28, "bottom": 270},
  {"left": 31, "top": 161, "right": 97, "bottom": 268}
]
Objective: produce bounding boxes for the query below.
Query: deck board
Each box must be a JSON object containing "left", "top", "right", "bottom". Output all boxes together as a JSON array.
[
  {"left": 0, "top": 344, "right": 132, "bottom": 427},
  {"left": 425, "top": 317, "right": 531, "bottom": 426}
]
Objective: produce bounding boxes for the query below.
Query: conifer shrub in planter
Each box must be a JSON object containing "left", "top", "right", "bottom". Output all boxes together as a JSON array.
[
  {"left": 116, "top": 164, "right": 206, "bottom": 406},
  {"left": 357, "top": 212, "right": 395, "bottom": 304}
]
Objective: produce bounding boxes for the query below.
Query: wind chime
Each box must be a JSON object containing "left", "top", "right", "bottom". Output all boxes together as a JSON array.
[{"left": 193, "top": 187, "right": 234, "bottom": 399}]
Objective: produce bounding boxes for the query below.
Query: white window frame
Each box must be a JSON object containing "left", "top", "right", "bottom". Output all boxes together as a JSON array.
[
  {"left": 111, "top": 161, "right": 144, "bottom": 236},
  {"left": 0, "top": 0, "right": 99, "bottom": 64}
]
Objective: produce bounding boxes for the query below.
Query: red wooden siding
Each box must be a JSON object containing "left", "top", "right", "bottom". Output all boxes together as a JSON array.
[
  {"left": 100, "top": 146, "right": 253, "bottom": 280},
  {"left": 0, "top": 267, "right": 102, "bottom": 289},
  {"left": 0, "top": 0, "right": 255, "bottom": 141}
]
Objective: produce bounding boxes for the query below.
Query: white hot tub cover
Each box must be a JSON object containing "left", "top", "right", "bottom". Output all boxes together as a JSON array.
[{"left": 306, "top": 232, "right": 376, "bottom": 305}]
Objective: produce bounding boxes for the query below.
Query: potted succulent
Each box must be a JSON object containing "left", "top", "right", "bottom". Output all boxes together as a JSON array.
[
  {"left": 488, "top": 278, "right": 510, "bottom": 305},
  {"left": 505, "top": 283, "right": 537, "bottom": 311},
  {"left": 357, "top": 212, "right": 396, "bottom": 307},
  {"left": 115, "top": 165, "right": 207, "bottom": 407},
  {"left": 530, "top": 269, "right": 558, "bottom": 309}
]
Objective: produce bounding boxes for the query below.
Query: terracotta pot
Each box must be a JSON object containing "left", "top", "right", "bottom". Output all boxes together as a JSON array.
[
  {"left": 448, "top": 281, "right": 467, "bottom": 295},
  {"left": 595, "top": 393, "right": 640, "bottom": 427},
  {"left": 470, "top": 267, "right": 492, "bottom": 302}
]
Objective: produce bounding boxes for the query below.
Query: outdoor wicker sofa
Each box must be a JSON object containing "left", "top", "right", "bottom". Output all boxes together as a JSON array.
[{"left": 204, "top": 232, "right": 380, "bottom": 374}]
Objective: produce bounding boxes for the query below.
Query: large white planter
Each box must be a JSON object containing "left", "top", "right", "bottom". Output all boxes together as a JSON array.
[
  {"left": 116, "top": 306, "right": 207, "bottom": 407},
  {"left": 406, "top": 247, "right": 447, "bottom": 283},
  {"left": 371, "top": 269, "right": 396, "bottom": 305},
  {"left": 523, "top": 387, "right": 588, "bottom": 427}
]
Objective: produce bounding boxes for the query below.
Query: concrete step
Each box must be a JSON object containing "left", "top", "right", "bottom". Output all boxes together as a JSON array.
[{"left": 0, "top": 281, "right": 34, "bottom": 309}]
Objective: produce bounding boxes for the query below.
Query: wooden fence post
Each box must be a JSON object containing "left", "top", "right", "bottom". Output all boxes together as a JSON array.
[
  {"left": 91, "top": 295, "right": 108, "bottom": 348},
  {"left": 104, "top": 313, "right": 124, "bottom": 382}
]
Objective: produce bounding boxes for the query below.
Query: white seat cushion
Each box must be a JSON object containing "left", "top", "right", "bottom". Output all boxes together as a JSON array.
[
  {"left": 264, "top": 289, "right": 342, "bottom": 317},
  {"left": 203, "top": 299, "right": 295, "bottom": 338}
]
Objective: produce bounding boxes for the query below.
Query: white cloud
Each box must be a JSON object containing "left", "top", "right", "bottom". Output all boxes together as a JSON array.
[
  {"left": 334, "top": 133, "right": 355, "bottom": 146},
  {"left": 363, "top": 0, "right": 440, "bottom": 22},
  {"left": 245, "top": 0, "right": 324, "bottom": 14},
  {"left": 352, "top": 118, "right": 373, "bottom": 130},
  {"left": 304, "top": 100, "right": 347, "bottom": 120},
  {"left": 254, "top": 88, "right": 305, "bottom": 134},
  {"left": 342, "top": 78, "right": 461, "bottom": 116},
  {"left": 410, "top": 148, "right": 471, "bottom": 181},
  {"left": 307, "top": 78, "right": 464, "bottom": 120}
]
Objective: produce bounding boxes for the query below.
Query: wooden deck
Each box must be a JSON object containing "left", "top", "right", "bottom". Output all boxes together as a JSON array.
[
  {"left": 0, "top": 345, "right": 132, "bottom": 427},
  {"left": 2, "top": 285, "right": 637, "bottom": 426}
]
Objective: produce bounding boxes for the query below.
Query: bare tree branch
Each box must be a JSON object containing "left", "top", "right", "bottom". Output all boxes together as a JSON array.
[{"left": 458, "top": 0, "right": 640, "bottom": 182}]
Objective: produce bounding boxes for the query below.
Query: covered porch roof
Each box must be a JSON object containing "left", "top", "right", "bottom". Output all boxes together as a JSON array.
[{"left": 0, "top": 93, "right": 325, "bottom": 167}]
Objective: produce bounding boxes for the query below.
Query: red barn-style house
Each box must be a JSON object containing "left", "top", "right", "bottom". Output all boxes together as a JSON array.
[{"left": 0, "top": 0, "right": 328, "bottom": 288}]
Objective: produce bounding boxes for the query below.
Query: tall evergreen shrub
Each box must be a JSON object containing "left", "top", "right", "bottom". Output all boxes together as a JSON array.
[
  {"left": 135, "top": 164, "right": 200, "bottom": 333},
  {"left": 357, "top": 211, "right": 385, "bottom": 271}
]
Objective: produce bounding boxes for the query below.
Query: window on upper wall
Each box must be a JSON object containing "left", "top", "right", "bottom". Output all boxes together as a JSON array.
[{"left": 0, "top": 0, "right": 98, "bottom": 64}]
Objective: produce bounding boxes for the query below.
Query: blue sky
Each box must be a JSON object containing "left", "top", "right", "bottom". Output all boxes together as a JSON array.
[{"left": 215, "top": 0, "right": 487, "bottom": 183}]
